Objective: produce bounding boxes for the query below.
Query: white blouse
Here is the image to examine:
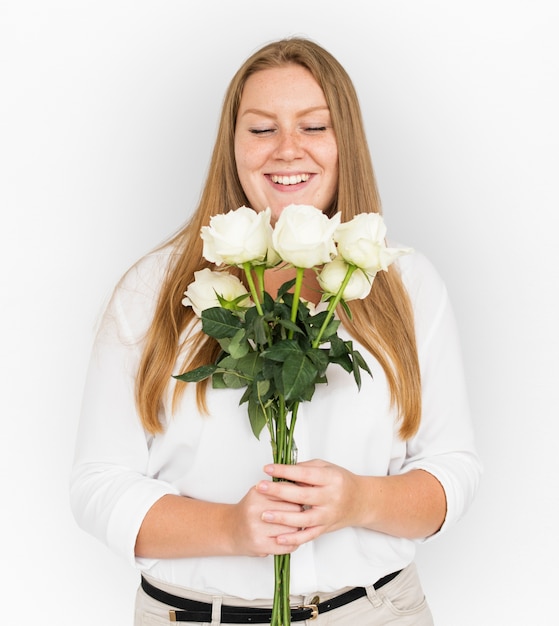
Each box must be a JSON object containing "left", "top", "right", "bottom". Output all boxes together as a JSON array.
[{"left": 70, "top": 245, "right": 481, "bottom": 598}]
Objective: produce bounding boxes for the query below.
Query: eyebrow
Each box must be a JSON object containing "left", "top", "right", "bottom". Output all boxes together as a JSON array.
[{"left": 239, "top": 105, "right": 330, "bottom": 118}]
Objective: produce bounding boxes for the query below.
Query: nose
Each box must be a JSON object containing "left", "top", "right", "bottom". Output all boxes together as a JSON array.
[{"left": 273, "top": 130, "right": 304, "bottom": 161}]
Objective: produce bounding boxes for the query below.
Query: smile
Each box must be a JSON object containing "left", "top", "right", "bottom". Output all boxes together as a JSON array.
[{"left": 270, "top": 174, "right": 311, "bottom": 186}]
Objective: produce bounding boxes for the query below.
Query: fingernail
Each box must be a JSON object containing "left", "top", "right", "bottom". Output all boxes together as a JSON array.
[{"left": 262, "top": 512, "right": 274, "bottom": 522}]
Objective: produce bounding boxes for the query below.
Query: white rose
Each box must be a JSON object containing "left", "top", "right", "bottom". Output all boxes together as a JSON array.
[
  {"left": 317, "top": 258, "right": 374, "bottom": 301},
  {"left": 334, "top": 212, "right": 412, "bottom": 272},
  {"left": 201, "top": 206, "right": 278, "bottom": 267},
  {"left": 272, "top": 204, "right": 340, "bottom": 268},
  {"left": 182, "top": 268, "right": 250, "bottom": 317}
]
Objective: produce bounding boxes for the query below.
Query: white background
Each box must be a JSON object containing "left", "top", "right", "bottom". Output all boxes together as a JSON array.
[{"left": 1, "top": 1, "right": 558, "bottom": 624}]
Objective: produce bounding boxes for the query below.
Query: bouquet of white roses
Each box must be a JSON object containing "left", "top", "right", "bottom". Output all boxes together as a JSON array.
[{"left": 176, "top": 204, "right": 410, "bottom": 626}]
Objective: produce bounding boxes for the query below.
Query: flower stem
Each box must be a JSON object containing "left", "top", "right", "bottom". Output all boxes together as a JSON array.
[
  {"left": 253, "top": 264, "right": 266, "bottom": 303},
  {"left": 243, "top": 262, "right": 264, "bottom": 316},
  {"left": 286, "top": 402, "right": 299, "bottom": 464},
  {"left": 284, "top": 555, "right": 291, "bottom": 625},
  {"left": 275, "top": 395, "right": 286, "bottom": 465},
  {"left": 312, "top": 264, "right": 357, "bottom": 348},
  {"left": 288, "top": 267, "right": 305, "bottom": 339},
  {"left": 270, "top": 399, "right": 299, "bottom": 626}
]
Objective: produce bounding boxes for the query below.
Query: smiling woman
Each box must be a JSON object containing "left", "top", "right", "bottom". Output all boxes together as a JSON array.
[{"left": 70, "top": 37, "right": 481, "bottom": 626}]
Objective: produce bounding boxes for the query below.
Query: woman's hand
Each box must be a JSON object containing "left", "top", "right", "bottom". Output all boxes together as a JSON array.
[
  {"left": 256, "top": 460, "right": 447, "bottom": 547},
  {"left": 229, "top": 485, "right": 303, "bottom": 557},
  {"left": 256, "top": 459, "right": 365, "bottom": 547}
]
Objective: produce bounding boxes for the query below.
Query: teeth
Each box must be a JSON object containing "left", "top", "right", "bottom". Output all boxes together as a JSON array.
[{"left": 271, "top": 173, "right": 310, "bottom": 185}]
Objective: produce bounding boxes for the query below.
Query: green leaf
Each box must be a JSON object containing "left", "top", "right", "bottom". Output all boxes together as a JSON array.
[
  {"left": 238, "top": 385, "right": 251, "bottom": 405},
  {"left": 247, "top": 314, "right": 271, "bottom": 346},
  {"left": 247, "top": 396, "right": 267, "bottom": 439},
  {"left": 256, "top": 378, "right": 271, "bottom": 398},
  {"left": 281, "top": 352, "right": 318, "bottom": 401},
  {"left": 297, "top": 299, "right": 314, "bottom": 319},
  {"left": 353, "top": 349, "right": 373, "bottom": 377},
  {"left": 273, "top": 298, "right": 292, "bottom": 316},
  {"left": 328, "top": 335, "right": 347, "bottom": 357},
  {"left": 316, "top": 318, "right": 341, "bottom": 342},
  {"left": 352, "top": 358, "right": 363, "bottom": 389},
  {"left": 208, "top": 352, "right": 264, "bottom": 391},
  {"left": 309, "top": 310, "right": 329, "bottom": 326},
  {"left": 217, "top": 337, "right": 231, "bottom": 352},
  {"left": 211, "top": 371, "right": 229, "bottom": 389},
  {"left": 219, "top": 351, "right": 263, "bottom": 378},
  {"left": 201, "top": 307, "right": 243, "bottom": 339},
  {"left": 261, "top": 291, "right": 275, "bottom": 312},
  {"left": 339, "top": 298, "right": 353, "bottom": 319},
  {"left": 352, "top": 348, "right": 373, "bottom": 389},
  {"left": 298, "top": 383, "right": 317, "bottom": 402},
  {"left": 216, "top": 354, "right": 240, "bottom": 369},
  {"left": 306, "top": 348, "right": 329, "bottom": 375},
  {"left": 330, "top": 353, "right": 353, "bottom": 373},
  {"left": 227, "top": 328, "right": 250, "bottom": 359},
  {"left": 262, "top": 357, "right": 281, "bottom": 382},
  {"left": 277, "top": 318, "right": 304, "bottom": 336},
  {"left": 277, "top": 278, "right": 297, "bottom": 300},
  {"left": 262, "top": 340, "right": 302, "bottom": 362},
  {"left": 173, "top": 364, "right": 217, "bottom": 383},
  {"left": 222, "top": 371, "right": 248, "bottom": 389}
]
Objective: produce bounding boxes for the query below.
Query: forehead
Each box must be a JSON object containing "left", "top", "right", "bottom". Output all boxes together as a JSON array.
[{"left": 239, "top": 65, "right": 327, "bottom": 111}]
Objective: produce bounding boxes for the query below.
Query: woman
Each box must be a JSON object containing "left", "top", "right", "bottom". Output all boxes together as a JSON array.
[{"left": 71, "top": 37, "right": 481, "bottom": 625}]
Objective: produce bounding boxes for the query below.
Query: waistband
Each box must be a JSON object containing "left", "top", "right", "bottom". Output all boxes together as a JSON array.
[{"left": 141, "top": 569, "right": 402, "bottom": 623}]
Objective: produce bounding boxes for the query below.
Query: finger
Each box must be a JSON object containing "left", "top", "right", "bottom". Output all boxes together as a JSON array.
[
  {"left": 261, "top": 503, "right": 325, "bottom": 533},
  {"left": 263, "top": 463, "right": 325, "bottom": 486},
  {"left": 258, "top": 541, "right": 298, "bottom": 556},
  {"left": 257, "top": 480, "right": 322, "bottom": 509},
  {"left": 261, "top": 509, "right": 307, "bottom": 527},
  {"left": 276, "top": 525, "right": 321, "bottom": 546}
]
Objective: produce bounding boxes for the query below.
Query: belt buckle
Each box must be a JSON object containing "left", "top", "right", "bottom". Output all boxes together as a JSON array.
[
  {"left": 299, "top": 595, "right": 320, "bottom": 620},
  {"left": 169, "top": 610, "right": 177, "bottom": 622}
]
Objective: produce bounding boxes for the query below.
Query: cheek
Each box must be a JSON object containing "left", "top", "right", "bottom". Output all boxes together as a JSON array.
[
  {"left": 235, "top": 137, "right": 263, "bottom": 172},
  {"left": 234, "top": 141, "right": 264, "bottom": 207},
  {"left": 233, "top": 140, "right": 246, "bottom": 176},
  {"left": 315, "top": 139, "right": 338, "bottom": 180},
  {"left": 327, "top": 143, "right": 339, "bottom": 172},
  {"left": 324, "top": 150, "right": 339, "bottom": 188}
]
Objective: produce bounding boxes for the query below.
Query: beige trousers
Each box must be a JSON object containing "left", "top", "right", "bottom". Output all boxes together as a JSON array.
[{"left": 134, "top": 563, "right": 434, "bottom": 625}]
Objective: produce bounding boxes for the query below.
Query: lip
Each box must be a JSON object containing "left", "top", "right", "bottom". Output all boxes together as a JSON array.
[{"left": 265, "top": 172, "right": 315, "bottom": 191}]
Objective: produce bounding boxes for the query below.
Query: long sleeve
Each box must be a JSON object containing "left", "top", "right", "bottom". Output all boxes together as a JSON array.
[
  {"left": 69, "top": 252, "right": 180, "bottom": 565},
  {"left": 397, "top": 251, "right": 482, "bottom": 537}
]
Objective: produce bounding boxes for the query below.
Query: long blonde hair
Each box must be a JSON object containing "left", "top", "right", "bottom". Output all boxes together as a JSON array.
[{"left": 135, "top": 37, "right": 421, "bottom": 439}]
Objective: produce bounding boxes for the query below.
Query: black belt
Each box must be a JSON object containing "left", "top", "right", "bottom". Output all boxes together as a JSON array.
[{"left": 141, "top": 569, "right": 401, "bottom": 623}]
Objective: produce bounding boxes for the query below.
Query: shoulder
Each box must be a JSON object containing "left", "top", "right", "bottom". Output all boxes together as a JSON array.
[
  {"left": 394, "top": 246, "right": 447, "bottom": 304},
  {"left": 392, "top": 246, "right": 451, "bottom": 349},
  {"left": 116, "top": 245, "right": 177, "bottom": 299},
  {"left": 100, "top": 245, "right": 179, "bottom": 343}
]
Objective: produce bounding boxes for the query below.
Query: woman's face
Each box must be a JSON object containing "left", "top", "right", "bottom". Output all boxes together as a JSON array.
[{"left": 234, "top": 64, "right": 338, "bottom": 223}]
